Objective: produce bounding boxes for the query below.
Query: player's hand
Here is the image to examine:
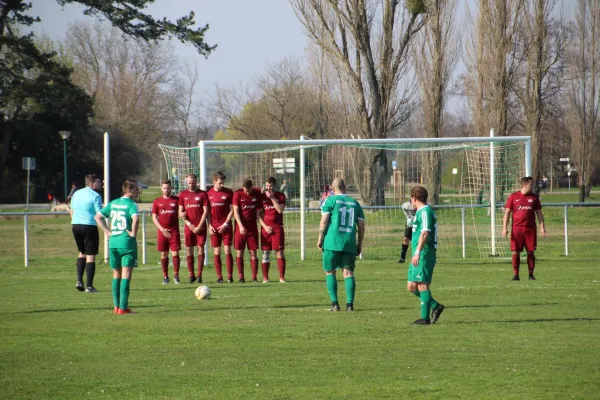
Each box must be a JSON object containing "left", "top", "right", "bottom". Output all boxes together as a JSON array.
[
  {"left": 317, "top": 241, "right": 324, "bottom": 252},
  {"left": 411, "top": 253, "right": 420, "bottom": 266},
  {"left": 502, "top": 228, "right": 508, "bottom": 238},
  {"left": 179, "top": 211, "right": 187, "bottom": 220},
  {"left": 126, "top": 230, "right": 135, "bottom": 238},
  {"left": 540, "top": 227, "right": 547, "bottom": 237},
  {"left": 192, "top": 225, "right": 201, "bottom": 234},
  {"left": 356, "top": 244, "right": 362, "bottom": 257},
  {"left": 265, "top": 190, "right": 274, "bottom": 199},
  {"left": 209, "top": 226, "right": 217, "bottom": 235},
  {"left": 218, "top": 224, "right": 228, "bottom": 233},
  {"left": 239, "top": 226, "right": 246, "bottom": 235},
  {"left": 162, "top": 228, "right": 171, "bottom": 239},
  {"left": 266, "top": 226, "right": 274, "bottom": 235}
]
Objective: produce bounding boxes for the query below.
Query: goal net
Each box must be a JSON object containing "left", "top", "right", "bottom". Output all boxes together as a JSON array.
[{"left": 159, "top": 137, "right": 528, "bottom": 260}]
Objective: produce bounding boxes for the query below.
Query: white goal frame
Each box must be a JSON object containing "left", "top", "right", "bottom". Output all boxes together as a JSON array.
[{"left": 197, "top": 132, "right": 532, "bottom": 260}]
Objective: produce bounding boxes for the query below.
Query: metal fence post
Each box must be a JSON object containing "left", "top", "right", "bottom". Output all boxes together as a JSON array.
[
  {"left": 461, "top": 207, "right": 466, "bottom": 258},
  {"left": 564, "top": 204, "right": 568, "bottom": 257},
  {"left": 24, "top": 213, "right": 29, "bottom": 267},
  {"left": 142, "top": 212, "right": 147, "bottom": 265}
]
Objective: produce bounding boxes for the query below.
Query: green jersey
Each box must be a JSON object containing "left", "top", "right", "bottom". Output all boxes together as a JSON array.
[
  {"left": 100, "top": 197, "right": 139, "bottom": 250},
  {"left": 321, "top": 194, "right": 365, "bottom": 254},
  {"left": 412, "top": 204, "right": 437, "bottom": 254}
]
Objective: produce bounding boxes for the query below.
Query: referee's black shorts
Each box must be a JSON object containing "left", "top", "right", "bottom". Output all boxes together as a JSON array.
[
  {"left": 404, "top": 225, "right": 412, "bottom": 240},
  {"left": 72, "top": 224, "right": 100, "bottom": 255}
]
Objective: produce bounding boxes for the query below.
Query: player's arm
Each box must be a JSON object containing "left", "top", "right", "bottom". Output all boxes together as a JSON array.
[
  {"left": 356, "top": 218, "right": 365, "bottom": 256},
  {"left": 410, "top": 230, "right": 429, "bottom": 266},
  {"left": 257, "top": 208, "right": 272, "bottom": 233},
  {"left": 536, "top": 209, "right": 547, "bottom": 237},
  {"left": 178, "top": 204, "right": 186, "bottom": 220},
  {"left": 317, "top": 212, "right": 330, "bottom": 252},
  {"left": 232, "top": 203, "right": 246, "bottom": 235},
  {"left": 502, "top": 208, "right": 512, "bottom": 237},
  {"left": 197, "top": 205, "right": 209, "bottom": 230},
  {"left": 271, "top": 194, "right": 285, "bottom": 213},
  {"left": 130, "top": 214, "right": 139, "bottom": 238},
  {"left": 94, "top": 211, "right": 111, "bottom": 237}
]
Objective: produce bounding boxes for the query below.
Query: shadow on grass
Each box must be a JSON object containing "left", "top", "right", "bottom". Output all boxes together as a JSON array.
[
  {"left": 451, "top": 302, "right": 561, "bottom": 309},
  {"left": 20, "top": 304, "right": 156, "bottom": 314},
  {"left": 448, "top": 317, "right": 600, "bottom": 324}
]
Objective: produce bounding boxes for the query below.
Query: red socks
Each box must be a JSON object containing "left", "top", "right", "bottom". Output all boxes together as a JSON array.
[
  {"left": 226, "top": 254, "right": 234, "bottom": 280},
  {"left": 187, "top": 255, "right": 194, "bottom": 277},
  {"left": 236, "top": 257, "right": 244, "bottom": 280},
  {"left": 160, "top": 257, "right": 169, "bottom": 278},
  {"left": 527, "top": 253, "right": 535, "bottom": 275},
  {"left": 512, "top": 253, "right": 520, "bottom": 276},
  {"left": 261, "top": 262, "right": 270, "bottom": 281},
  {"left": 277, "top": 258, "right": 286, "bottom": 279},
  {"left": 214, "top": 255, "right": 223, "bottom": 280},
  {"left": 172, "top": 256, "right": 180, "bottom": 276},
  {"left": 197, "top": 254, "right": 204, "bottom": 279},
  {"left": 251, "top": 258, "right": 258, "bottom": 281}
]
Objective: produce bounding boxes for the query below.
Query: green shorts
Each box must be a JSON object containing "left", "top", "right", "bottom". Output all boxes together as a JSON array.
[
  {"left": 322, "top": 250, "right": 356, "bottom": 272},
  {"left": 407, "top": 253, "right": 436, "bottom": 283},
  {"left": 109, "top": 248, "right": 138, "bottom": 269}
]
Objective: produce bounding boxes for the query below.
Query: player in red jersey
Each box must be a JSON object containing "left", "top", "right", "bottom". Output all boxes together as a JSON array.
[
  {"left": 502, "top": 176, "right": 547, "bottom": 281},
  {"left": 207, "top": 171, "right": 234, "bottom": 283},
  {"left": 151, "top": 180, "right": 181, "bottom": 284},
  {"left": 260, "top": 176, "right": 286, "bottom": 283},
  {"left": 177, "top": 173, "right": 209, "bottom": 284},
  {"left": 232, "top": 178, "right": 267, "bottom": 283}
]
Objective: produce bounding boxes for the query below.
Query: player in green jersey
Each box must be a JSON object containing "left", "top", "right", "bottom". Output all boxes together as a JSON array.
[
  {"left": 407, "top": 186, "right": 445, "bottom": 325},
  {"left": 95, "top": 179, "right": 140, "bottom": 315},
  {"left": 317, "top": 178, "right": 365, "bottom": 311}
]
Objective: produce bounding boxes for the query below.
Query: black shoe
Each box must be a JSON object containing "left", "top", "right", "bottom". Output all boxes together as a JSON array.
[
  {"left": 346, "top": 303, "right": 354, "bottom": 311},
  {"left": 189, "top": 276, "right": 197, "bottom": 284},
  {"left": 174, "top": 275, "right": 180, "bottom": 284},
  {"left": 227, "top": 277, "right": 234, "bottom": 283},
  {"left": 76, "top": 281, "right": 84, "bottom": 292},
  {"left": 162, "top": 277, "right": 170, "bottom": 285},
  {"left": 431, "top": 304, "right": 445, "bottom": 324},
  {"left": 330, "top": 302, "right": 341, "bottom": 312},
  {"left": 197, "top": 277, "right": 202, "bottom": 284},
  {"left": 238, "top": 278, "right": 245, "bottom": 283},
  {"left": 529, "top": 275, "right": 536, "bottom": 280},
  {"left": 411, "top": 318, "right": 431, "bottom": 325},
  {"left": 398, "top": 258, "right": 405, "bottom": 263},
  {"left": 217, "top": 278, "right": 224, "bottom": 284},
  {"left": 85, "top": 287, "right": 97, "bottom": 293},
  {"left": 252, "top": 279, "right": 259, "bottom": 283},
  {"left": 512, "top": 275, "right": 520, "bottom": 281}
]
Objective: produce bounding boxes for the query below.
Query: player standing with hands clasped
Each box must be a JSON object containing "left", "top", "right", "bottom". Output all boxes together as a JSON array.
[
  {"left": 151, "top": 180, "right": 181, "bottom": 284},
  {"left": 178, "top": 173, "right": 209, "bottom": 284},
  {"left": 502, "top": 176, "right": 547, "bottom": 281},
  {"left": 207, "top": 172, "right": 234, "bottom": 283},
  {"left": 260, "top": 176, "right": 286, "bottom": 283},
  {"left": 318, "top": 178, "right": 365, "bottom": 311},
  {"left": 398, "top": 201, "right": 416, "bottom": 263},
  {"left": 406, "top": 186, "right": 445, "bottom": 325},
  {"left": 95, "top": 180, "right": 139, "bottom": 314}
]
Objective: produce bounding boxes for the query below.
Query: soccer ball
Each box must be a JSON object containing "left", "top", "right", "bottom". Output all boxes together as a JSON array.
[{"left": 194, "top": 285, "right": 211, "bottom": 300}]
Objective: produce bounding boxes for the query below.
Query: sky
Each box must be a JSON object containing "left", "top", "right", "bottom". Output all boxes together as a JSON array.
[{"left": 30, "top": 0, "right": 308, "bottom": 104}]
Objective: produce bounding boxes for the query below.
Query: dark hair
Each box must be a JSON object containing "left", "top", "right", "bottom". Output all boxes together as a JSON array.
[
  {"left": 213, "top": 171, "right": 226, "bottom": 181},
  {"left": 122, "top": 179, "right": 138, "bottom": 194},
  {"left": 242, "top": 178, "right": 253, "bottom": 189},
  {"left": 161, "top": 179, "right": 172, "bottom": 186},
  {"left": 85, "top": 174, "right": 99, "bottom": 187},
  {"left": 410, "top": 186, "right": 428, "bottom": 203},
  {"left": 521, "top": 176, "right": 534, "bottom": 186},
  {"left": 266, "top": 176, "right": 276, "bottom": 185}
]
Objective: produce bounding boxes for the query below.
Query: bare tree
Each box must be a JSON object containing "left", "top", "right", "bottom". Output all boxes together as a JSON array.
[
  {"left": 566, "top": 0, "right": 600, "bottom": 201},
  {"left": 413, "top": 0, "right": 459, "bottom": 203},
  {"left": 513, "top": 0, "right": 567, "bottom": 186},
  {"left": 290, "top": 0, "right": 426, "bottom": 205}
]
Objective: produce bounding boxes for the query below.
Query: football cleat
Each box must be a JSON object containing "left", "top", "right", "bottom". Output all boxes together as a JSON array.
[
  {"left": 217, "top": 278, "right": 224, "bottom": 284},
  {"left": 197, "top": 276, "right": 203, "bottom": 284},
  {"left": 512, "top": 275, "right": 520, "bottom": 281},
  {"left": 330, "top": 302, "right": 341, "bottom": 312},
  {"left": 262, "top": 279, "right": 269, "bottom": 284},
  {"left": 76, "top": 281, "right": 84, "bottom": 292},
  {"left": 529, "top": 275, "right": 536, "bottom": 280},
  {"left": 238, "top": 278, "right": 245, "bottom": 283},
  {"left": 117, "top": 308, "right": 134, "bottom": 314},
  {"left": 188, "top": 276, "right": 197, "bottom": 284},
  {"left": 431, "top": 304, "right": 445, "bottom": 324},
  {"left": 113, "top": 307, "right": 119, "bottom": 314},
  {"left": 398, "top": 258, "right": 406, "bottom": 263},
  {"left": 85, "top": 287, "right": 97, "bottom": 293},
  {"left": 173, "top": 275, "right": 180, "bottom": 284},
  {"left": 252, "top": 279, "right": 259, "bottom": 283},
  {"left": 411, "top": 318, "right": 431, "bottom": 325},
  {"left": 227, "top": 277, "right": 234, "bottom": 283},
  {"left": 162, "top": 277, "right": 170, "bottom": 285},
  {"left": 346, "top": 303, "right": 354, "bottom": 311},
  {"left": 279, "top": 278, "right": 286, "bottom": 283}
]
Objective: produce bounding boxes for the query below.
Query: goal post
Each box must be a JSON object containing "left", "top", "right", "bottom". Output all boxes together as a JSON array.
[{"left": 159, "top": 135, "right": 531, "bottom": 261}]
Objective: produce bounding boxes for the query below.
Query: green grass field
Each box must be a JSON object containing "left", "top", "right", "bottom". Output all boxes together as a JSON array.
[{"left": 1, "top": 212, "right": 600, "bottom": 399}]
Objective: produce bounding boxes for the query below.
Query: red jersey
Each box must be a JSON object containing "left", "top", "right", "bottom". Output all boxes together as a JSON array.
[
  {"left": 505, "top": 191, "right": 541, "bottom": 228},
  {"left": 151, "top": 195, "right": 180, "bottom": 229},
  {"left": 178, "top": 189, "right": 209, "bottom": 225},
  {"left": 207, "top": 187, "right": 234, "bottom": 228},
  {"left": 233, "top": 188, "right": 262, "bottom": 228},
  {"left": 262, "top": 191, "right": 286, "bottom": 226}
]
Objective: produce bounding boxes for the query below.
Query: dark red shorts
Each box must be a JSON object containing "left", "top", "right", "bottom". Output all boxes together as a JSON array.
[
  {"left": 210, "top": 225, "right": 233, "bottom": 248},
  {"left": 234, "top": 228, "right": 258, "bottom": 251},
  {"left": 184, "top": 226, "right": 207, "bottom": 247},
  {"left": 261, "top": 226, "right": 285, "bottom": 251},
  {"left": 157, "top": 229, "right": 181, "bottom": 252},
  {"left": 510, "top": 226, "right": 537, "bottom": 252}
]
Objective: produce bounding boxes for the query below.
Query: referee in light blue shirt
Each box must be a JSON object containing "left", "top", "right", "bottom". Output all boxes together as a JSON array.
[{"left": 70, "top": 174, "right": 103, "bottom": 292}]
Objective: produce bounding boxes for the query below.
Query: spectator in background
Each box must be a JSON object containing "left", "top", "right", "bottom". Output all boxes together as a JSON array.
[{"left": 66, "top": 181, "right": 78, "bottom": 204}]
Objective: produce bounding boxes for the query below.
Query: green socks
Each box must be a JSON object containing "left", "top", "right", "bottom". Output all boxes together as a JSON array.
[
  {"left": 412, "top": 290, "right": 421, "bottom": 299},
  {"left": 119, "top": 278, "right": 131, "bottom": 310},
  {"left": 345, "top": 277, "right": 355, "bottom": 304},
  {"left": 112, "top": 278, "right": 120, "bottom": 308},
  {"left": 326, "top": 274, "right": 338, "bottom": 302},
  {"left": 420, "top": 290, "right": 434, "bottom": 320}
]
